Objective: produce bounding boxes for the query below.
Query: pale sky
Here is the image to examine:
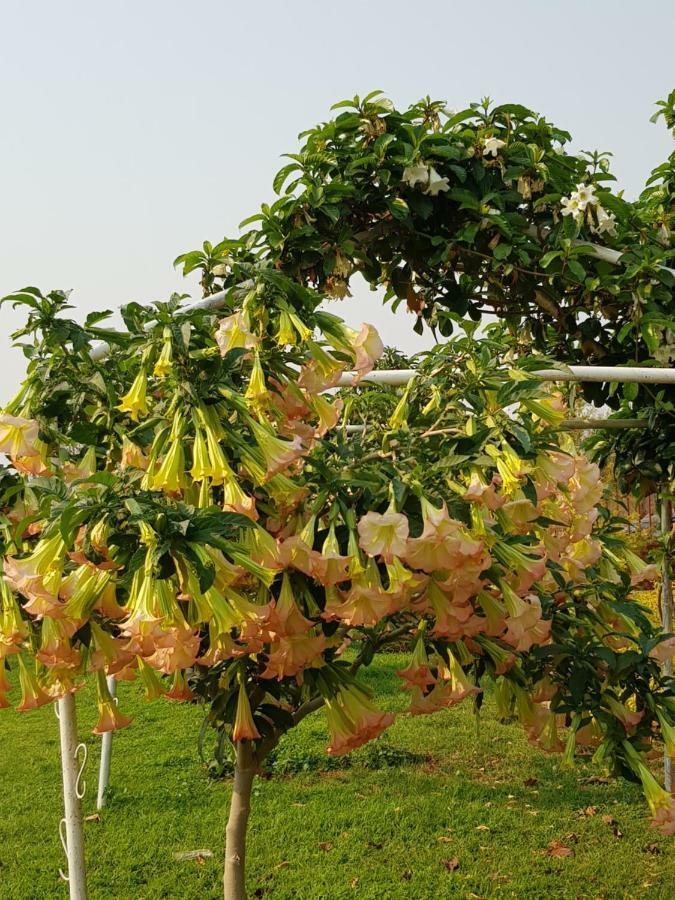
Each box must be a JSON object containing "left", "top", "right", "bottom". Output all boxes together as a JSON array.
[{"left": 1, "top": 1, "right": 673, "bottom": 402}]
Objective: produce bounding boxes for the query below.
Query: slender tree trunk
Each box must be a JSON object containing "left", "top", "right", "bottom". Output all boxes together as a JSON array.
[{"left": 224, "top": 743, "right": 257, "bottom": 900}]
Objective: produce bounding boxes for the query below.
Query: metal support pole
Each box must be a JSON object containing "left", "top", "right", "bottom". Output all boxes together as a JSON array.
[
  {"left": 57, "top": 693, "right": 88, "bottom": 900},
  {"left": 660, "top": 497, "right": 673, "bottom": 792},
  {"left": 96, "top": 675, "right": 116, "bottom": 810}
]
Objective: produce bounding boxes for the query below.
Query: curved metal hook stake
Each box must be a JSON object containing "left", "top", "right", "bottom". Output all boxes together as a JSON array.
[
  {"left": 54, "top": 703, "right": 61, "bottom": 721},
  {"left": 58, "top": 817, "right": 70, "bottom": 882},
  {"left": 75, "top": 742, "right": 87, "bottom": 800}
]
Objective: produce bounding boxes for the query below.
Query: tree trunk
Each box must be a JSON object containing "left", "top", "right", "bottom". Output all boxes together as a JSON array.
[{"left": 224, "top": 743, "right": 257, "bottom": 900}]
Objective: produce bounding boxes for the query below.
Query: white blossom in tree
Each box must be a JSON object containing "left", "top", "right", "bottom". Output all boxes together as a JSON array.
[
  {"left": 574, "top": 183, "right": 597, "bottom": 209},
  {"left": 424, "top": 166, "right": 450, "bottom": 196},
  {"left": 402, "top": 165, "right": 429, "bottom": 188},
  {"left": 483, "top": 136, "right": 506, "bottom": 157}
]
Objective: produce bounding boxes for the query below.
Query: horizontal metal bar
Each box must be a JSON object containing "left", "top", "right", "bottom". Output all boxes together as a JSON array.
[
  {"left": 558, "top": 418, "right": 648, "bottom": 430},
  {"left": 344, "top": 418, "right": 647, "bottom": 434},
  {"left": 337, "top": 365, "right": 675, "bottom": 387}
]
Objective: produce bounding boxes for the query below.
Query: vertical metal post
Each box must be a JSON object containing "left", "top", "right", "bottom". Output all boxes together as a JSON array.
[
  {"left": 96, "top": 675, "right": 116, "bottom": 810},
  {"left": 57, "top": 693, "right": 88, "bottom": 899},
  {"left": 660, "top": 496, "right": 673, "bottom": 792}
]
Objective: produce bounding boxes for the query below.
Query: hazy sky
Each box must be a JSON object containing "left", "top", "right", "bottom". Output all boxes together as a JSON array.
[{"left": 1, "top": 1, "right": 673, "bottom": 402}]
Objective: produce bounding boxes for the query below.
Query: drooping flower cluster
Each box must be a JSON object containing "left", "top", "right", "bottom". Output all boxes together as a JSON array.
[
  {"left": 560, "top": 182, "right": 617, "bottom": 235},
  {"left": 2, "top": 92, "right": 674, "bottom": 843}
]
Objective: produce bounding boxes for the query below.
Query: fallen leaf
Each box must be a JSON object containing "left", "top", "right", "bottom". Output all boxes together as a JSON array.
[
  {"left": 612, "top": 826, "right": 624, "bottom": 839},
  {"left": 524, "top": 777, "right": 539, "bottom": 787},
  {"left": 579, "top": 805, "right": 598, "bottom": 818},
  {"left": 601, "top": 815, "right": 616, "bottom": 826},
  {"left": 350, "top": 877, "right": 359, "bottom": 889},
  {"left": 442, "top": 857, "right": 460, "bottom": 872},
  {"left": 583, "top": 775, "right": 611, "bottom": 785},
  {"left": 546, "top": 840, "right": 574, "bottom": 858},
  {"left": 437, "top": 836, "right": 453, "bottom": 844},
  {"left": 319, "top": 842, "right": 334, "bottom": 852},
  {"left": 475, "top": 824, "right": 490, "bottom": 832},
  {"left": 366, "top": 841, "right": 383, "bottom": 850},
  {"left": 564, "top": 833, "right": 579, "bottom": 844},
  {"left": 84, "top": 814, "right": 101, "bottom": 823},
  {"left": 173, "top": 849, "right": 214, "bottom": 862},
  {"left": 643, "top": 843, "right": 661, "bottom": 855},
  {"left": 401, "top": 870, "right": 412, "bottom": 882}
]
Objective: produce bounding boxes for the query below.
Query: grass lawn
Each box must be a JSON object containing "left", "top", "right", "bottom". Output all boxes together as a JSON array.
[{"left": 1, "top": 654, "right": 673, "bottom": 899}]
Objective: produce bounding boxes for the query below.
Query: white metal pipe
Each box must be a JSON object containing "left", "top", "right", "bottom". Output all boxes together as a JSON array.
[
  {"left": 660, "top": 497, "right": 673, "bottom": 792},
  {"left": 344, "top": 418, "right": 647, "bottom": 434},
  {"left": 96, "top": 676, "right": 116, "bottom": 810},
  {"left": 336, "top": 366, "right": 675, "bottom": 387},
  {"left": 57, "top": 693, "right": 88, "bottom": 900}
]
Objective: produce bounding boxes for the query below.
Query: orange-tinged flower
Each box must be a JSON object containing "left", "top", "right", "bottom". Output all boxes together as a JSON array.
[
  {"left": 397, "top": 638, "right": 437, "bottom": 690},
  {"left": 0, "top": 664, "right": 11, "bottom": 708},
  {"left": 622, "top": 740, "right": 675, "bottom": 835},
  {"left": 63, "top": 447, "right": 97, "bottom": 483},
  {"left": 267, "top": 574, "right": 314, "bottom": 638},
  {"left": 164, "top": 669, "right": 195, "bottom": 702},
  {"left": 4, "top": 533, "right": 66, "bottom": 609},
  {"left": 146, "top": 625, "right": 201, "bottom": 674},
  {"left": 260, "top": 632, "right": 326, "bottom": 680},
  {"left": 121, "top": 436, "right": 148, "bottom": 470},
  {"left": 36, "top": 618, "right": 82, "bottom": 670},
  {"left": 329, "top": 558, "right": 398, "bottom": 626},
  {"left": 421, "top": 580, "right": 482, "bottom": 641},
  {"left": 409, "top": 651, "right": 481, "bottom": 715},
  {"left": 222, "top": 476, "right": 258, "bottom": 521},
  {"left": 357, "top": 509, "right": 409, "bottom": 563},
  {"left": 349, "top": 323, "right": 384, "bottom": 382},
  {"left": 463, "top": 474, "right": 505, "bottom": 511},
  {"left": 0, "top": 579, "right": 29, "bottom": 652},
  {"left": 325, "top": 684, "right": 394, "bottom": 756},
  {"left": 298, "top": 343, "right": 345, "bottom": 393},
  {"left": 137, "top": 656, "right": 165, "bottom": 700},
  {"left": 0, "top": 413, "right": 40, "bottom": 458},
  {"left": 405, "top": 500, "right": 483, "bottom": 573},
  {"left": 116, "top": 369, "right": 149, "bottom": 421},
  {"left": 250, "top": 420, "right": 305, "bottom": 481},
  {"left": 309, "top": 393, "right": 343, "bottom": 437},
  {"left": 16, "top": 654, "right": 52, "bottom": 711},
  {"left": 92, "top": 671, "right": 132, "bottom": 734},
  {"left": 569, "top": 459, "right": 602, "bottom": 514},
  {"left": 232, "top": 683, "right": 261, "bottom": 741}
]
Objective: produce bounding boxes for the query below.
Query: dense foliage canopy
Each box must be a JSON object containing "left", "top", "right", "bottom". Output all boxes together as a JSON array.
[{"left": 1, "top": 93, "right": 674, "bottom": 896}]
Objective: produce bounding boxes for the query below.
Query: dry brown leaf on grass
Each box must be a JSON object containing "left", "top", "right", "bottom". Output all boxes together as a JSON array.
[
  {"left": 578, "top": 805, "right": 598, "bottom": 817},
  {"left": 546, "top": 840, "right": 575, "bottom": 858},
  {"left": 441, "top": 857, "right": 460, "bottom": 872},
  {"left": 173, "top": 849, "right": 214, "bottom": 862},
  {"left": 318, "top": 842, "right": 334, "bottom": 852}
]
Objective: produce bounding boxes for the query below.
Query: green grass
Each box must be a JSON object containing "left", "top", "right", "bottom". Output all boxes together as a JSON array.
[{"left": 1, "top": 656, "right": 673, "bottom": 899}]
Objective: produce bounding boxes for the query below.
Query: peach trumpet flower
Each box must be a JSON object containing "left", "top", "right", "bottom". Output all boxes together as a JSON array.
[
  {"left": 357, "top": 508, "right": 409, "bottom": 563},
  {"left": 232, "top": 682, "right": 261, "bottom": 741}
]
